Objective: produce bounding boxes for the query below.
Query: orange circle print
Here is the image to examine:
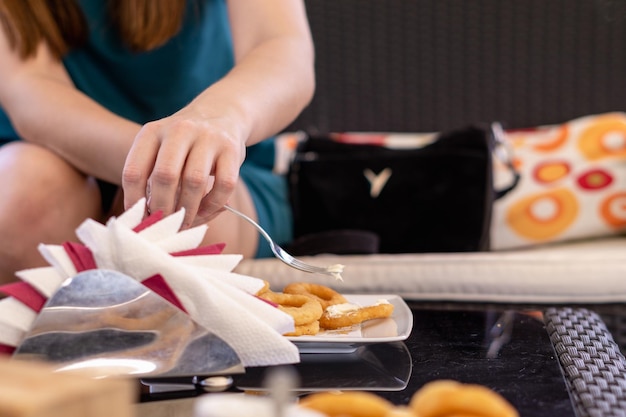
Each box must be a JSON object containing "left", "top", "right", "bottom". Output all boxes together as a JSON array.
[
  {"left": 578, "top": 113, "right": 626, "bottom": 160},
  {"left": 533, "top": 160, "right": 570, "bottom": 184},
  {"left": 506, "top": 188, "right": 578, "bottom": 240},
  {"left": 507, "top": 125, "right": 568, "bottom": 153},
  {"left": 532, "top": 125, "right": 569, "bottom": 152},
  {"left": 600, "top": 192, "right": 626, "bottom": 229}
]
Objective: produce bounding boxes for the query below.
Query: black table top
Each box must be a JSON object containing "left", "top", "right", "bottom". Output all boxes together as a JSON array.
[
  {"left": 143, "top": 303, "right": 577, "bottom": 417},
  {"left": 381, "top": 305, "right": 575, "bottom": 416}
]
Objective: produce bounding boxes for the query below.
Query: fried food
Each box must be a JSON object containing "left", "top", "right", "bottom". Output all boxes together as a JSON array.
[
  {"left": 319, "top": 301, "right": 394, "bottom": 330},
  {"left": 255, "top": 279, "right": 270, "bottom": 296},
  {"left": 299, "top": 391, "right": 394, "bottom": 417},
  {"left": 283, "top": 282, "right": 348, "bottom": 310},
  {"left": 263, "top": 282, "right": 394, "bottom": 337},
  {"left": 284, "top": 320, "right": 320, "bottom": 337},
  {"left": 383, "top": 407, "right": 416, "bottom": 417},
  {"left": 409, "top": 380, "right": 519, "bottom": 417},
  {"left": 258, "top": 291, "right": 323, "bottom": 326},
  {"left": 298, "top": 380, "right": 519, "bottom": 417}
]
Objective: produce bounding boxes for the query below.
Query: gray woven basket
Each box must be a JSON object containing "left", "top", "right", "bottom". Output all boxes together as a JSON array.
[{"left": 545, "top": 308, "right": 626, "bottom": 417}]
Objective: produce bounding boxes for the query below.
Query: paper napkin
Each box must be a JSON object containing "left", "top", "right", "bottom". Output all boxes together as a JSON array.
[{"left": 0, "top": 199, "right": 300, "bottom": 367}]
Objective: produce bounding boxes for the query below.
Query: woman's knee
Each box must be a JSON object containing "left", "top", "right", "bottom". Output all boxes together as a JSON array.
[
  {"left": 0, "top": 143, "right": 103, "bottom": 278},
  {"left": 0, "top": 202, "right": 51, "bottom": 282}
]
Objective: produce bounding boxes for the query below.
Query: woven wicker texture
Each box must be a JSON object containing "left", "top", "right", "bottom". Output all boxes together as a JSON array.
[
  {"left": 600, "top": 311, "right": 626, "bottom": 358},
  {"left": 545, "top": 307, "right": 626, "bottom": 417},
  {"left": 292, "top": 0, "right": 626, "bottom": 133}
]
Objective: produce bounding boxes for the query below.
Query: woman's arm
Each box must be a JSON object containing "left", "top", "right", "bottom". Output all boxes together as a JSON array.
[
  {"left": 215, "top": 0, "right": 316, "bottom": 145},
  {"left": 122, "top": 0, "right": 315, "bottom": 228},
  {"left": 0, "top": 32, "right": 138, "bottom": 185}
]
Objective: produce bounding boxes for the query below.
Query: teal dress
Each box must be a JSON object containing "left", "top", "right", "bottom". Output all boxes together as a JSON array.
[{"left": 0, "top": 0, "right": 292, "bottom": 257}]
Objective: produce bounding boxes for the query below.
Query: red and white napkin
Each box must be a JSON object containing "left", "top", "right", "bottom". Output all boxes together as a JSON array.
[{"left": 0, "top": 199, "right": 300, "bottom": 367}]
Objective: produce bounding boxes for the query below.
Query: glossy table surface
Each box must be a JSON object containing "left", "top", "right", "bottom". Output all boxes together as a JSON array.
[
  {"left": 378, "top": 305, "right": 575, "bottom": 416},
  {"left": 140, "top": 303, "right": 577, "bottom": 417}
]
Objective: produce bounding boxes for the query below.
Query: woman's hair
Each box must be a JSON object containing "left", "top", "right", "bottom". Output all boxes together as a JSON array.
[{"left": 0, "top": 0, "right": 187, "bottom": 59}]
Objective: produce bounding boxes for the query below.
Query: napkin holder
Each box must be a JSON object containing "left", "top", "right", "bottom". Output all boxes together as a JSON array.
[{"left": 12, "top": 269, "right": 244, "bottom": 380}]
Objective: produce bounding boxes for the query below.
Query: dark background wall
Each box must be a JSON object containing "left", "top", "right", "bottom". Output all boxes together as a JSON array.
[{"left": 290, "top": 0, "right": 626, "bottom": 133}]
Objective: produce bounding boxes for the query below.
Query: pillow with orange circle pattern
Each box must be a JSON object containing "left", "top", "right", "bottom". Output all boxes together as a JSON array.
[{"left": 491, "top": 112, "right": 626, "bottom": 250}]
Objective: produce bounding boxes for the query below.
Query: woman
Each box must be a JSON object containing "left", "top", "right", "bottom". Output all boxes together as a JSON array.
[{"left": 0, "top": 0, "right": 315, "bottom": 283}]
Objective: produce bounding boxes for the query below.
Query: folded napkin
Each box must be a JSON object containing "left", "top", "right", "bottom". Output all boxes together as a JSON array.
[{"left": 0, "top": 199, "right": 300, "bottom": 367}]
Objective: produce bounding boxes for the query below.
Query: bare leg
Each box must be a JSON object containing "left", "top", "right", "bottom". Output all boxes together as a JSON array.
[{"left": 0, "top": 142, "right": 103, "bottom": 284}]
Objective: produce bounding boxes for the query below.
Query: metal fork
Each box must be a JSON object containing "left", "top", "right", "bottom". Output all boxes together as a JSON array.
[{"left": 224, "top": 205, "right": 343, "bottom": 280}]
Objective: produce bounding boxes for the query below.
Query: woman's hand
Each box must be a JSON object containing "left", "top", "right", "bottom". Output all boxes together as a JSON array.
[
  {"left": 122, "top": 106, "right": 247, "bottom": 229},
  {"left": 122, "top": 0, "right": 314, "bottom": 228}
]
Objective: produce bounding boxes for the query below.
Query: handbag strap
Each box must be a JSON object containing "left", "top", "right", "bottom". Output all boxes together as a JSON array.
[{"left": 491, "top": 122, "right": 521, "bottom": 199}]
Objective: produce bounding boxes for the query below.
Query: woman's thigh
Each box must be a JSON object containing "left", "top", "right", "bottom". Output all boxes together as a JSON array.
[
  {"left": 199, "top": 177, "right": 260, "bottom": 258},
  {"left": 201, "top": 163, "right": 292, "bottom": 259}
]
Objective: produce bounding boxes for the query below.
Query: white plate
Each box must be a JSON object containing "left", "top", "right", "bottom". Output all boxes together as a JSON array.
[{"left": 287, "top": 294, "right": 413, "bottom": 353}]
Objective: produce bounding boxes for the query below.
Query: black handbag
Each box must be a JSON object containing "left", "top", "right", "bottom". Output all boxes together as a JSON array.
[{"left": 287, "top": 123, "right": 518, "bottom": 255}]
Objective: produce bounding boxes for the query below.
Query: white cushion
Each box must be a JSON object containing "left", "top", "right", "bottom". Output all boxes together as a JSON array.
[{"left": 234, "top": 237, "right": 626, "bottom": 303}]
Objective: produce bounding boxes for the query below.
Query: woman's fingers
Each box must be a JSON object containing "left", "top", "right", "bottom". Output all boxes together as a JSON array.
[
  {"left": 146, "top": 124, "right": 194, "bottom": 217},
  {"left": 123, "top": 116, "right": 245, "bottom": 227},
  {"left": 175, "top": 140, "right": 214, "bottom": 228},
  {"left": 123, "top": 121, "right": 190, "bottom": 216},
  {"left": 196, "top": 151, "right": 241, "bottom": 224},
  {"left": 122, "top": 123, "right": 160, "bottom": 211}
]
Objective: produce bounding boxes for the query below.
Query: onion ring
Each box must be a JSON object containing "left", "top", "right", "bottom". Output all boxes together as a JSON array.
[
  {"left": 299, "top": 391, "right": 394, "bottom": 417},
  {"left": 284, "top": 320, "right": 320, "bottom": 337},
  {"left": 319, "top": 301, "right": 394, "bottom": 330},
  {"left": 384, "top": 407, "right": 416, "bottom": 417},
  {"left": 258, "top": 291, "right": 323, "bottom": 326},
  {"left": 299, "top": 381, "right": 518, "bottom": 417},
  {"left": 283, "top": 282, "right": 348, "bottom": 310},
  {"left": 409, "top": 380, "right": 519, "bottom": 417}
]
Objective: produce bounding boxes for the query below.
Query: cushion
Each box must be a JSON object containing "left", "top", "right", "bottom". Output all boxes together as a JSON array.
[
  {"left": 234, "top": 237, "right": 626, "bottom": 304},
  {"left": 492, "top": 112, "right": 626, "bottom": 250}
]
